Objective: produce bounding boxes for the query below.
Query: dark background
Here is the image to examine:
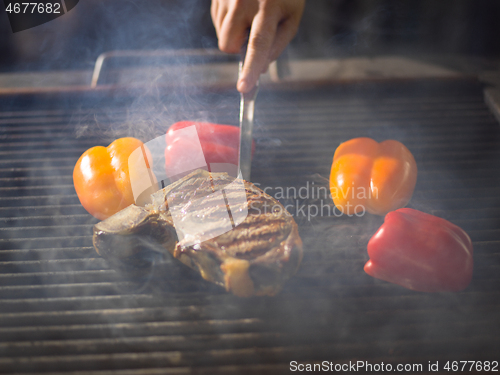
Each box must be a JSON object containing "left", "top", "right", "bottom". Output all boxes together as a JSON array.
[{"left": 0, "top": 0, "right": 499, "bottom": 73}]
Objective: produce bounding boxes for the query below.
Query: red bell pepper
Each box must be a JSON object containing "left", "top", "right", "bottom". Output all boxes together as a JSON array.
[
  {"left": 365, "top": 208, "right": 473, "bottom": 292},
  {"left": 165, "top": 121, "right": 255, "bottom": 177}
]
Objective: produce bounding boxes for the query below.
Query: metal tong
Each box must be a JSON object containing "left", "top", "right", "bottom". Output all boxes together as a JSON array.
[{"left": 238, "top": 43, "right": 259, "bottom": 182}]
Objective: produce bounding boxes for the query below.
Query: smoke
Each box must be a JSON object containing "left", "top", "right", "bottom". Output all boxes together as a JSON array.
[
  {"left": 3, "top": 0, "right": 218, "bottom": 72},
  {"left": 2, "top": 3, "right": 499, "bottom": 371}
]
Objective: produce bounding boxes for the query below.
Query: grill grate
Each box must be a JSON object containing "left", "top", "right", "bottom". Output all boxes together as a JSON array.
[{"left": 1, "top": 80, "right": 499, "bottom": 374}]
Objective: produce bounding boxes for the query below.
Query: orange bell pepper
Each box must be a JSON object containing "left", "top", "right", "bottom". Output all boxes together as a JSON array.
[
  {"left": 73, "top": 137, "right": 145, "bottom": 220},
  {"left": 330, "top": 137, "right": 417, "bottom": 215}
]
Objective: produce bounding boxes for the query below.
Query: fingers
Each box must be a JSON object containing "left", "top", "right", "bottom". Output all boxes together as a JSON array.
[
  {"left": 212, "top": 0, "right": 259, "bottom": 54},
  {"left": 267, "top": 17, "right": 300, "bottom": 62},
  {"left": 218, "top": 6, "right": 250, "bottom": 53},
  {"left": 238, "top": 10, "right": 279, "bottom": 93},
  {"left": 211, "top": 0, "right": 227, "bottom": 39},
  {"left": 268, "top": 1, "right": 305, "bottom": 61},
  {"left": 211, "top": 0, "right": 305, "bottom": 93},
  {"left": 210, "top": 0, "right": 218, "bottom": 29}
]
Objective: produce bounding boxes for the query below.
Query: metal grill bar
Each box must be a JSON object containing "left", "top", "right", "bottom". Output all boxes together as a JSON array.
[{"left": 0, "top": 80, "right": 499, "bottom": 374}]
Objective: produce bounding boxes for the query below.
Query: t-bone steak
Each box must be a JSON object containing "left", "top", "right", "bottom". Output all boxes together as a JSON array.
[{"left": 93, "top": 170, "right": 303, "bottom": 297}]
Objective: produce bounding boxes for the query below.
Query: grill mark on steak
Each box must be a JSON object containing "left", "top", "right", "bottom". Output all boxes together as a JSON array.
[
  {"left": 93, "top": 169, "right": 303, "bottom": 297},
  {"left": 208, "top": 216, "right": 291, "bottom": 258}
]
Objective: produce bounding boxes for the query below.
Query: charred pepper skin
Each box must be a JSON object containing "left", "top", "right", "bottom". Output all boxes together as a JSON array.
[
  {"left": 365, "top": 208, "right": 474, "bottom": 292},
  {"left": 73, "top": 137, "right": 144, "bottom": 220},
  {"left": 330, "top": 137, "right": 417, "bottom": 216}
]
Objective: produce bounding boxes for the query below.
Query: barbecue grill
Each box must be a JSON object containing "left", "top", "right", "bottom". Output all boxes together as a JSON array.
[{"left": 0, "top": 57, "right": 500, "bottom": 374}]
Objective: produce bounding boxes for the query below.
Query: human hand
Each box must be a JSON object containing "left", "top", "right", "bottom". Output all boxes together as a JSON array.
[{"left": 211, "top": 0, "right": 305, "bottom": 93}]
